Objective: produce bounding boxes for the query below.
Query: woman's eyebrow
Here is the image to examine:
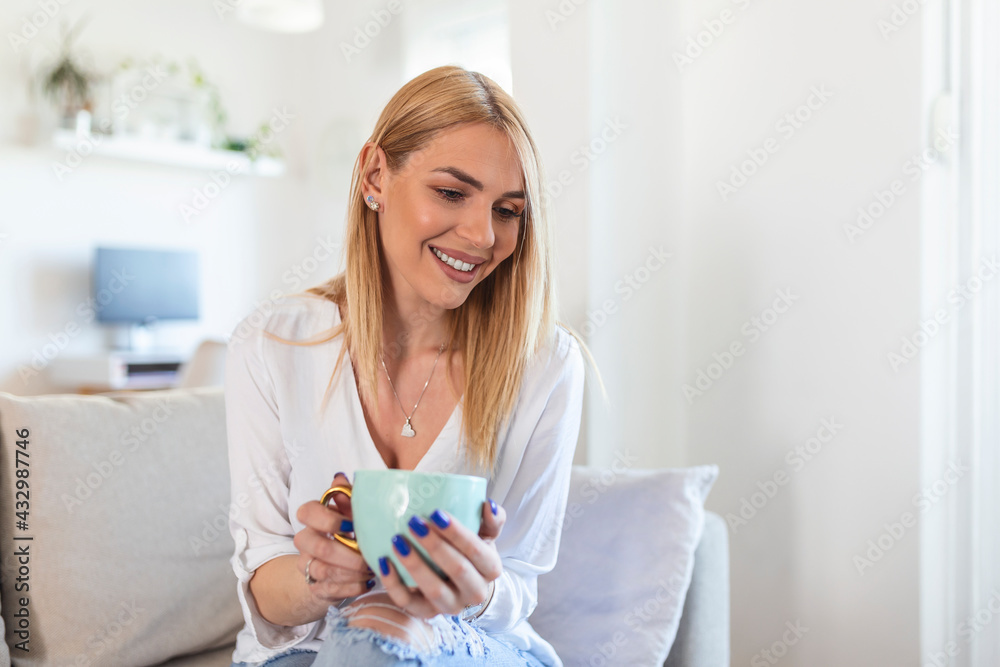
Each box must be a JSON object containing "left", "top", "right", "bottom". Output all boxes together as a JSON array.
[{"left": 431, "top": 166, "right": 525, "bottom": 199}]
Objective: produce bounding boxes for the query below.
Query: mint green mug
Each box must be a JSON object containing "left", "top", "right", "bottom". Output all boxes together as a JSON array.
[{"left": 321, "top": 469, "right": 488, "bottom": 587}]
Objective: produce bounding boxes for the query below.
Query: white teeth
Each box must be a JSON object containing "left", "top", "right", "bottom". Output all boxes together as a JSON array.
[{"left": 432, "top": 247, "right": 474, "bottom": 272}]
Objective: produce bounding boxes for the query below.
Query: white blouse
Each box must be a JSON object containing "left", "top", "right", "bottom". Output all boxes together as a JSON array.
[{"left": 224, "top": 294, "right": 585, "bottom": 666}]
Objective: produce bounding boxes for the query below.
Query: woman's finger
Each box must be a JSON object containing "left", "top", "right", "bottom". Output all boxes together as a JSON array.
[
  {"left": 296, "top": 500, "right": 349, "bottom": 536},
  {"left": 299, "top": 552, "right": 372, "bottom": 587},
  {"left": 391, "top": 530, "right": 463, "bottom": 614},
  {"left": 325, "top": 472, "right": 354, "bottom": 519},
  {"left": 297, "top": 473, "right": 355, "bottom": 535},
  {"left": 293, "top": 515, "right": 369, "bottom": 574},
  {"left": 294, "top": 505, "right": 357, "bottom": 549},
  {"left": 378, "top": 553, "right": 439, "bottom": 618},
  {"left": 478, "top": 498, "right": 505, "bottom": 541},
  {"left": 300, "top": 558, "right": 374, "bottom": 603},
  {"left": 404, "top": 516, "right": 488, "bottom": 610},
  {"left": 296, "top": 539, "right": 374, "bottom": 580},
  {"left": 421, "top": 508, "right": 503, "bottom": 582}
]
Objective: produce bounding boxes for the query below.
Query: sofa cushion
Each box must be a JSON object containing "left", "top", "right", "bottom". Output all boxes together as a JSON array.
[
  {"left": 155, "top": 644, "right": 236, "bottom": 667},
  {"left": 0, "top": 388, "right": 242, "bottom": 665},
  {"left": 529, "top": 464, "right": 718, "bottom": 666}
]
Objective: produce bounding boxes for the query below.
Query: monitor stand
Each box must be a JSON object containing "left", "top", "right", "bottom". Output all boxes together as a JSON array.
[{"left": 110, "top": 322, "right": 157, "bottom": 353}]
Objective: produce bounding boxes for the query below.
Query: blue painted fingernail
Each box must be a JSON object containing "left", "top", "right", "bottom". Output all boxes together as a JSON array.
[
  {"left": 366, "top": 578, "right": 376, "bottom": 589},
  {"left": 430, "top": 509, "right": 450, "bottom": 529},
  {"left": 340, "top": 519, "right": 353, "bottom": 532},
  {"left": 379, "top": 556, "right": 390, "bottom": 575},
  {"left": 392, "top": 534, "right": 411, "bottom": 556},
  {"left": 335, "top": 471, "right": 347, "bottom": 479},
  {"left": 489, "top": 498, "right": 498, "bottom": 516},
  {"left": 408, "top": 515, "right": 429, "bottom": 537}
]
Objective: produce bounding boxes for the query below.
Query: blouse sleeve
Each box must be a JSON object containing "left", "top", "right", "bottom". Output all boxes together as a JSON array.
[
  {"left": 473, "top": 332, "right": 586, "bottom": 633},
  {"left": 225, "top": 312, "right": 317, "bottom": 650}
]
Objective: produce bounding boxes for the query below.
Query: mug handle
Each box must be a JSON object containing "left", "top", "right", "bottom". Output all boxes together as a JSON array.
[{"left": 321, "top": 485, "right": 360, "bottom": 552}]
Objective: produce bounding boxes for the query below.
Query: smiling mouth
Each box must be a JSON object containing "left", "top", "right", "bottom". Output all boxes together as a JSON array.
[{"left": 430, "top": 246, "right": 477, "bottom": 272}]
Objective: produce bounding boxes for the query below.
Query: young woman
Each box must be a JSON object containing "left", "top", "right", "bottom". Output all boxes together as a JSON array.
[{"left": 225, "top": 66, "right": 603, "bottom": 667}]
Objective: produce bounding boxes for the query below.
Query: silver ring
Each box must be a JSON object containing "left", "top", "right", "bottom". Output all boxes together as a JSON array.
[{"left": 305, "top": 558, "right": 317, "bottom": 585}]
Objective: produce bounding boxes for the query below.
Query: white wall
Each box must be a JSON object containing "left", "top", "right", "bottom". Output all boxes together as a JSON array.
[
  {"left": 584, "top": 0, "right": 689, "bottom": 472},
  {"left": 0, "top": 0, "right": 403, "bottom": 394},
  {"left": 681, "top": 0, "right": 923, "bottom": 663},
  {"left": 508, "top": 0, "right": 596, "bottom": 465},
  {"left": 512, "top": 0, "right": 924, "bottom": 664}
]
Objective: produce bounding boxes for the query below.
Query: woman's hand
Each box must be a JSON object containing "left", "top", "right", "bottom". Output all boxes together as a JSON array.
[
  {"left": 378, "top": 498, "right": 506, "bottom": 619},
  {"left": 293, "top": 472, "right": 376, "bottom": 603}
]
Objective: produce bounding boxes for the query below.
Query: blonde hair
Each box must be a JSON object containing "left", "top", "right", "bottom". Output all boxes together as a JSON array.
[{"left": 276, "top": 65, "right": 605, "bottom": 476}]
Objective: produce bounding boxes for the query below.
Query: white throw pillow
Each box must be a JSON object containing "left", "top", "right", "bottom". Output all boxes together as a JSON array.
[
  {"left": 530, "top": 464, "right": 718, "bottom": 667},
  {"left": 0, "top": 388, "right": 242, "bottom": 665}
]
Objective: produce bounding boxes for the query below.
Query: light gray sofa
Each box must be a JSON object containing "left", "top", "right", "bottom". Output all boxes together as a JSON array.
[
  {"left": 0, "top": 387, "right": 728, "bottom": 666},
  {"left": 665, "top": 512, "right": 729, "bottom": 667}
]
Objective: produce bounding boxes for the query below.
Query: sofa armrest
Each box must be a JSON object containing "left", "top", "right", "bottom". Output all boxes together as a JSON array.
[{"left": 664, "top": 511, "right": 730, "bottom": 667}]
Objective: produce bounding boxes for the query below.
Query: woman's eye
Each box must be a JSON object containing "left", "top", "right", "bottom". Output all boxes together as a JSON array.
[
  {"left": 494, "top": 207, "right": 521, "bottom": 221},
  {"left": 436, "top": 188, "right": 521, "bottom": 221},
  {"left": 436, "top": 188, "right": 464, "bottom": 201}
]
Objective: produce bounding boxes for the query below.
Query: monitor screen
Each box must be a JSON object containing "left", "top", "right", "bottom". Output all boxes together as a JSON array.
[{"left": 94, "top": 247, "right": 200, "bottom": 324}]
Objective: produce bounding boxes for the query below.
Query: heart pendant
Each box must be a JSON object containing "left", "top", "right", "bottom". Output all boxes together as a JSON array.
[{"left": 401, "top": 421, "right": 415, "bottom": 438}]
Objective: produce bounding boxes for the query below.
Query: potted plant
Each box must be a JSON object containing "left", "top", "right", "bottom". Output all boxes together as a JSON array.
[
  {"left": 112, "top": 56, "right": 280, "bottom": 162},
  {"left": 41, "top": 18, "right": 98, "bottom": 132}
]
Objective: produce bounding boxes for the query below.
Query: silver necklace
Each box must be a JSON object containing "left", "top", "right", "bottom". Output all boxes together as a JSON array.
[{"left": 380, "top": 343, "right": 446, "bottom": 438}]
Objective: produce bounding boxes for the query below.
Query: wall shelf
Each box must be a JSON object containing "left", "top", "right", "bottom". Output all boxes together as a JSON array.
[{"left": 51, "top": 129, "right": 286, "bottom": 177}]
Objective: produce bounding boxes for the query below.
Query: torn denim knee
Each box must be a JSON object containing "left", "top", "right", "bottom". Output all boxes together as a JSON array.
[{"left": 321, "top": 597, "right": 487, "bottom": 665}]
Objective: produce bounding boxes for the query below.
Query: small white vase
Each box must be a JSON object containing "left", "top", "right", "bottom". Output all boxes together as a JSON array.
[{"left": 74, "top": 109, "right": 92, "bottom": 136}]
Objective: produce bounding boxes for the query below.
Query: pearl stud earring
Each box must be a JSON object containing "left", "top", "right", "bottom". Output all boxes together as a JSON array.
[{"left": 366, "top": 195, "right": 380, "bottom": 212}]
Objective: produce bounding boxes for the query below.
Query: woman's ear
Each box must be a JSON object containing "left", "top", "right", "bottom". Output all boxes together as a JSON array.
[{"left": 360, "top": 142, "right": 387, "bottom": 202}]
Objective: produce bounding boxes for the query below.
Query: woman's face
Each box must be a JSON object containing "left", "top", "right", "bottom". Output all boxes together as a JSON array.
[{"left": 368, "top": 123, "right": 525, "bottom": 312}]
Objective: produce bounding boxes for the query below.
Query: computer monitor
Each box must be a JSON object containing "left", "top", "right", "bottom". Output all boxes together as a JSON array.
[{"left": 94, "top": 246, "right": 200, "bottom": 325}]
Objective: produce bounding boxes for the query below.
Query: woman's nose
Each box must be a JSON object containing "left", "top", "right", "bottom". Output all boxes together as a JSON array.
[{"left": 457, "top": 206, "right": 495, "bottom": 249}]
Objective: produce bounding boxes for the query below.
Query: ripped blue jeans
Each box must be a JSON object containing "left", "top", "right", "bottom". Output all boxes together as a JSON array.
[
  {"left": 231, "top": 596, "right": 545, "bottom": 667},
  {"left": 312, "top": 597, "right": 546, "bottom": 666}
]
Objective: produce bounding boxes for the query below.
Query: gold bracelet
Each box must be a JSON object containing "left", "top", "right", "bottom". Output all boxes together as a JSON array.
[{"left": 463, "top": 578, "right": 496, "bottom": 621}]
